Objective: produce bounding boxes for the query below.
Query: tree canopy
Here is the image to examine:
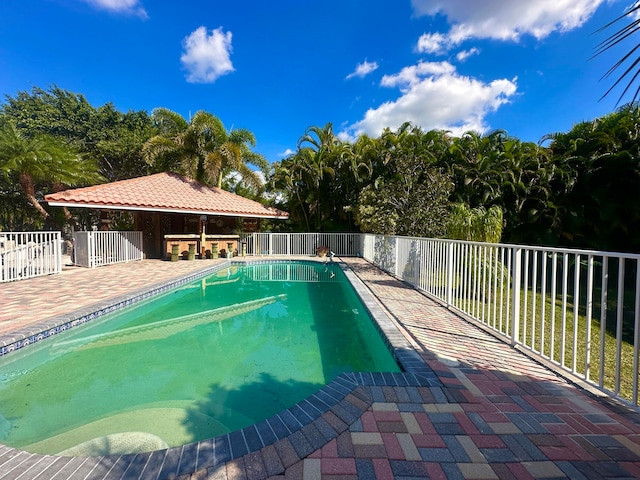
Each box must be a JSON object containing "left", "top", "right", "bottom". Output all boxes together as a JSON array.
[
  {"left": 0, "top": 117, "right": 103, "bottom": 227},
  {"left": 2, "top": 84, "right": 640, "bottom": 253},
  {"left": 268, "top": 107, "right": 640, "bottom": 252},
  {"left": 2, "top": 85, "right": 155, "bottom": 182},
  {"left": 0, "top": 87, "right": 269, "bottom": 230},
  {"left": 595, "top": 2, "right": 640, "bottom": 104}
]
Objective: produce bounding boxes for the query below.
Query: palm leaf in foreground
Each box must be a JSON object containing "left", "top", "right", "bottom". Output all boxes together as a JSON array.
[{"left": 594, "top": 2, "right": 640, "bottom": 104}]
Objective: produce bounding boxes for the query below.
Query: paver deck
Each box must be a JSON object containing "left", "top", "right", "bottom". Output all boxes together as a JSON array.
[{"left": 1, "top": 257, "right": 640, "bottom": 479}]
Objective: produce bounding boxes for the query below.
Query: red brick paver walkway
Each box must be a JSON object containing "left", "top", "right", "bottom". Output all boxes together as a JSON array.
[
  {"left": 292, "top": 258, "right": 640, "bottom": 480},
  {"left": 1, "top": 257, "right": 640, "bottom": 479}
]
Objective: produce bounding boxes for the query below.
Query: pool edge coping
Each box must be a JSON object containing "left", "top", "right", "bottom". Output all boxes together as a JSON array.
[{"left": 0, "top": 257, "right": 442, "bottom": 480}]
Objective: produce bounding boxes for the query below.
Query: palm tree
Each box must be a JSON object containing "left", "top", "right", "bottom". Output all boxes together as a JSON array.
[
  {"left": 297, "top": 123, "right": 340, "bottom": 153},
  {"left": 295, "top": 124, "right": 340, "bottom": 230},
  {"left": 143, "top": 108, "right": 268, "bottom": 190},
  {"left": 595, "top": 2, "right": 640, "bottom": 104},
  {"left": 0, "top": 118, "right": 103, "bottom": 223},
  {"left": 448, "top": 130, "right": 507, "bottom": 207},
  {"left": 269, "top": 123, "right": 378, "bottom": 232},
  {"left": 268, "top": 152, "right": 314, "bottom": 231}
]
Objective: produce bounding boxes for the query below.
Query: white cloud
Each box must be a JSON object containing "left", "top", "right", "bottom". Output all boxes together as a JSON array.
[
  {"left": 340, "top": 61, "right": 517, "bottom": 140},
  {"left": 278, "top": 148, "right": 295, "bottom": 158},
  {"left": 181, "top": 27, "right": 234, "bottom": 84},
  {"left": 456, "top": 47, "right": 480, "bottom": 62},
  {"left": 380, "top": 61, "right": 456, "bottom": 88},
  {"left": 413, "top": 0, "right": 604, "bottom": 52},
  {"left": 83, "top": 0, "right": 148, "bottom": 18},
  {"left": 346, "top": 60, "right": 379, "bottom": 80},
  {"left": 416, "top": 32, "right": 450, "bottom": 54}
]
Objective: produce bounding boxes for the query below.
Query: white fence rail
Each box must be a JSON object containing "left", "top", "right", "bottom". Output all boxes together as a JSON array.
[
  {"left": 72, "top": 231, "right": 143, "bottom": 268},
  {"left": 241, "top": 232, "right": 362, "bottom": 257},
  {"left": 0, "top": 232, "right": 62, "bottom": 282},
  {"left": 362, "top": 233, "right": 640, "bottom": 406}
]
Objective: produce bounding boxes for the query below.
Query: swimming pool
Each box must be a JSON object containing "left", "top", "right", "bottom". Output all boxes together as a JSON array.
[{"left": 0, "top": 260, "right": 401, "bottom": 455}]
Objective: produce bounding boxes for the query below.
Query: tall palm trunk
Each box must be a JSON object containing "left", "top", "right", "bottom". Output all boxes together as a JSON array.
[
  {"left": 19, "top": 172, "right": 50, "bottom": 220},
  {"left": 295, "top": 188, "right": 311, "bottom": 232}
]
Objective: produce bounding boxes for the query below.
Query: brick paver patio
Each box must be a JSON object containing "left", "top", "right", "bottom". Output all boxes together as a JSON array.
[{"left": 1, "top": 257, "right": 640, "bottom": 479}]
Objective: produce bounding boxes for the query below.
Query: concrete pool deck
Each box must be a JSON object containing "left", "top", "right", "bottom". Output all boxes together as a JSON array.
[{"left": 1, "top": 257, "right": 640, "bottom": 479}]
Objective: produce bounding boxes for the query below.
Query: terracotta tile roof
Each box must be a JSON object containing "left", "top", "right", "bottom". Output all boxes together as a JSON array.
[{"left": 45, "top": 172, "right": 289, "bottom": 219}]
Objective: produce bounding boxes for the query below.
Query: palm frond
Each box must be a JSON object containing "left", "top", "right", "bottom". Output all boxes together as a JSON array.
[
  {"left": 594, "top": 2, "right": 640, "bottom": 104},
  {"left": 235, "top": 163, "right": 264, "bottom": 193},
  {"left": 141, "top": 135, "right": 179, "bottom": 165},
  {"left": 150, "top": 108, "right": 189, "bottom": 134}
]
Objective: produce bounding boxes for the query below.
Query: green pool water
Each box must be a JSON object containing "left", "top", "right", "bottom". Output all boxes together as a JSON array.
[{"left": 0, "top": 261, "right": 399, "bottom": 455}]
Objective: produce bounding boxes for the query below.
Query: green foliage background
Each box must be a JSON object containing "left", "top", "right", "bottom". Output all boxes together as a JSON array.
[{"left": 2, "top": 86, "right": 640, "bottom": 253}]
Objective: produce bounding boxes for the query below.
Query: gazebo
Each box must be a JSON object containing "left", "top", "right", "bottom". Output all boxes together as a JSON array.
[{"left": 45, "top": 172, "right": 289, "bottom": 259}]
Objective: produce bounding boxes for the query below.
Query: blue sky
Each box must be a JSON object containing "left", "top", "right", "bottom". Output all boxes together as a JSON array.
[{"left": 0, "top": 0, "right": 636, "bottom": 163}]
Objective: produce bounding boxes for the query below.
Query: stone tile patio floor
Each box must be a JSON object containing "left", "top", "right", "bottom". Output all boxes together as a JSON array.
[{"left": 2, "top": 258, "right": 640, "bottom": 479}]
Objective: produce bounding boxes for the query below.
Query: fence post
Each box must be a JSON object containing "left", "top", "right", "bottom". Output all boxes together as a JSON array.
[
  {"left": 413, "top": 240, "right": 420, "bottom": 288},
  {"left": 89, "top": 232, "right": 95, "bottom": 268},
  {"left": 446, "top": 241, "right": 454, "bottom": 307},
  {"left": 55, "top": 232, "right": 62, "bottom": 273},
  {"left": 510, "top": 247, "right": 522, "bottom": 346},
  {"left": 394, "top": 236, "right": 399, "bottom": 277}
]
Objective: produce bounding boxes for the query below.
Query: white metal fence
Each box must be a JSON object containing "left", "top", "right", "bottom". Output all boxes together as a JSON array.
[
  {"left": 362, "top": 233, "right": 640, "bottom": 406},
  {"left": 72, "top": 231, "right": 143, "bottom": 268},
  {"left": 0, "top": 232, "right": 62, "bottom": 282},
  {"left": 4, "top": 228, "right": 640, "bottom": 405},
  {"left": 240, "top": 232, "right": 362, "bottom": 257}
]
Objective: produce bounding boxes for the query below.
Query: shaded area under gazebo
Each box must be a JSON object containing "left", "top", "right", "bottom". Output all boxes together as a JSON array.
[{"left": 45, "top": 172, "right": 289, "bottom": 259}]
